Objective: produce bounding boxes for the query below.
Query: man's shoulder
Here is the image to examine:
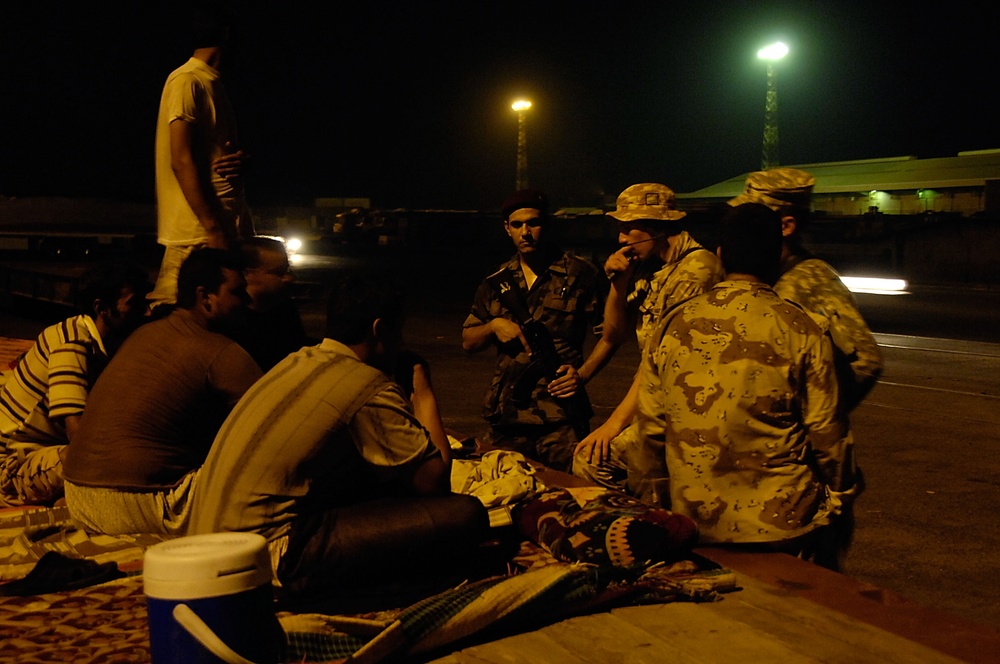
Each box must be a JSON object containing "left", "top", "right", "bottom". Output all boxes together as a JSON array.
[
  {"left": 486, "top": 255, "right": 520, "bottom": 277},
  {"left": 558, "top": 251, "right": 601, "bottom": 276},
  {"left": 477, "top": 257, "right": 521, "bottom": 294},
  {"left": 776, "top": 257, "right": 852, "bottom": 303},
  {"left": 673, "top": 239, "right": 722, "bottom": 274},
  {"left": 279, "top": 343, "right": 395, "bottom": 406},
  {"left": 38, "top": 315, "right": 95, "bottom": 346},
  {"left": 781, "top": 256, "right": 838, "bottom": 281}
]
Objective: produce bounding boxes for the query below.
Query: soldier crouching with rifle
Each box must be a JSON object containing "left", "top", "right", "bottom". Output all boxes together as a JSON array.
[{"left": 462, "top": 189, "right": 618, "bottom": 472}]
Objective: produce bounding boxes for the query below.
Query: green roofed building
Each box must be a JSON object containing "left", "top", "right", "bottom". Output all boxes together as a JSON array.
[{"left": 678, "top": 150, "right": 1000, "bottom": 217}]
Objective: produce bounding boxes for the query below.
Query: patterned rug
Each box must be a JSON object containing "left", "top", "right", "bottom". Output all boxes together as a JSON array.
[
  {"left": 0, "top": 491, "right": 739, "bottom": 663},
  {"left": 0, "top": 546, "right": 737, "bottom": 664}
]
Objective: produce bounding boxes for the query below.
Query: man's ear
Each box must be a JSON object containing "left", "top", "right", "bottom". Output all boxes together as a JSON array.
[
  {"left": 371, "top": 317, "right": 383, "bottom": 341},
  {"left": 196, "top": 285, "right": 212, "bottom": 313},
  {"left": 91, "top": 298, "right": 108, "bottom": 318},
  {"left": 780, "top": 215, "right": 797, "bottom": 238}
]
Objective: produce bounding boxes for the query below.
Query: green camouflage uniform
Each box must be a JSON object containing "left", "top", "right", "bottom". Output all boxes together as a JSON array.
[
  {"left": 633, "top": 280, "right": 861, "bottom": 546},
  {"left": 775, "top": 257, "right": 882, "bottom": 411},
  {"left": 729, "top": 166, "right": 882, "bottom": 412},
  {"left": 465, "top": 251, "right": 602, "bottom": 471}
]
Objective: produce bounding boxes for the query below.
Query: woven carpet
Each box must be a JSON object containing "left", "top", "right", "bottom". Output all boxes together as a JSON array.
[{"left": 0, "top": 503, "right": 738, "bottom": 663}]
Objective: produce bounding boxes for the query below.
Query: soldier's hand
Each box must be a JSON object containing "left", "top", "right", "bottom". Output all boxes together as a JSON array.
[
  {"left": 574, "top": 421, "right": 619, "bottom": 464},
  {"left": 492, "top": 318, "right": 531, "bottom": 352},
  {"left": 604, "top": 247, "right": 638, "bottom": 282},
  {"left": 547, "top": 364, "right": 580, "bottom": 398}
]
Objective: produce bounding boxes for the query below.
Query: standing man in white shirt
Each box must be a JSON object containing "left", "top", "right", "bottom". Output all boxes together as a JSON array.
[{"left": 148, "top": 5, "right": 254, "bottom": 314}]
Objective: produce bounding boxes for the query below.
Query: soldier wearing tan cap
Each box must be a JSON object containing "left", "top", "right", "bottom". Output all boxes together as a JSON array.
[
  {"left": 572, "top": 183, "right": 723, "bottom": 489},
  {"left": 729, "top": 167, "right": 882, "bottom": 411}
]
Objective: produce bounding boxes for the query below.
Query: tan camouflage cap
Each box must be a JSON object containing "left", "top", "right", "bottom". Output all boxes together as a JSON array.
[
  {"left": 607, "top": 183, "right": 687, "bottom": 223},
  {"left": 728, "top": 167, "right": 815, "bottom": 211}
]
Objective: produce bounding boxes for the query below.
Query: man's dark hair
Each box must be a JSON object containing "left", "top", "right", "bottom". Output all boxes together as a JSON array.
[
  {"left": 239, "top": 235, "right": 287, "bottom": 270},
  {"left": 190, "top": 1, "right": 237, "bottom": 49},
  {"left": 719, "top": 203, "right": 783, "bottom": 285},
  {"left": 176, "top": 248, "right": 244, "bottom": 309},
  {"left": 77, "top": 261, "right": 152, "bottom": 315},
  {"left": 325, "top": 274, "right": 404, "bottom": 345}
]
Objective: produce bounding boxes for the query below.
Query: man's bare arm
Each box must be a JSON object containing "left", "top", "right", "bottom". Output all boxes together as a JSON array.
[
  {"left": 600, "top": 248, "right": 639, "bottom": 346},
  {"left": 409, "top": 363, "right": 451, "bottom": 463},
  {"left": 461, "top": 318, "right": 529, "bottom": 353}
]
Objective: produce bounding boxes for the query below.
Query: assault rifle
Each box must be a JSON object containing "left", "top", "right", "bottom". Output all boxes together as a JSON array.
[
  {"left": 486, "top": 269, "right": 567, "bottom": 408},
  {"left": 511, "top": 318, "right": 564, "bottom": 407}
]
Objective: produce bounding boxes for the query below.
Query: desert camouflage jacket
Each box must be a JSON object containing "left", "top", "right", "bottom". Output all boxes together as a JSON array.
[
  {"left": 775, "top": 256, "right": 883, "bottom": 411},
  {"left": 627, "top": 231, "right": 724, "bottom": 351},
  {"left": 634, "top": 280, "right": 861, "bottom": 544},
  {"left": 464, "top": 251, "right": 601, "bottom": 428}
]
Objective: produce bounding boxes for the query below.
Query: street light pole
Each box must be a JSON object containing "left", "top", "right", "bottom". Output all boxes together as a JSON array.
[
  {"left": 511, "top": 99, "right": 532, "bottom": 190},
  {"left": 758, "top": 42, "right": 788, "bottom": 170}
]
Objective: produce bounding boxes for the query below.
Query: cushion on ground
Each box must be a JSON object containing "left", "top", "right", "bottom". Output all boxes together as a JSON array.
[{"left": 512, "top": 486, "right": 698, "bottom": 568}]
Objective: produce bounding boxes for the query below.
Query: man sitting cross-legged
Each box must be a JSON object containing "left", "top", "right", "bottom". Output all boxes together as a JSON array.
[{"left": 0, "top": 260, "right": 151, "bottom": 507}]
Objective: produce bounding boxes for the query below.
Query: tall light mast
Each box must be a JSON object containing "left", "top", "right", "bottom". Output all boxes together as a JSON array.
[
  {"left": 758, "top": 42, "right": 788, "bottom": 170},
  {"left": 511, "top": 99, "right": 532, "bottom": 190}
]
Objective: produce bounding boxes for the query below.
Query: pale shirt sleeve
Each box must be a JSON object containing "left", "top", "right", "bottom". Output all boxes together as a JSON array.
[
  {"left": 167, "top": 72, "right": 201, "bottom": 125},
  {"left": 349, "top": 383, "right": 437, "bottom": 470}
]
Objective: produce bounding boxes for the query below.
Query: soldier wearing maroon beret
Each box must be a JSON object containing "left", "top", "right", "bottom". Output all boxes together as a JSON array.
[{"left": 461, "top": 189, "right": 618, "bottom": 471}]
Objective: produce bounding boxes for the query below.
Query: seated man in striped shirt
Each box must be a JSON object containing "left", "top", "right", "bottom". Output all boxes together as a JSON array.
[{"left": 0, "top": 261, "right": 151, "bottom": 506}]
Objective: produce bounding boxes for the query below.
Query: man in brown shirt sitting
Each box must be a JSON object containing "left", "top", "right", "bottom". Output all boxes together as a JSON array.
[{"left": 63, "top": 248, "right": 263, "bottom": 536}]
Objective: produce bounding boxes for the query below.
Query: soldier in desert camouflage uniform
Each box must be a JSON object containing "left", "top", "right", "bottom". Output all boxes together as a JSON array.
[
  {"left": 462, "top": 189, "right": 617, "bottom": 472},
  {"left": 634, "top": 203, "right": 862, "bottom": 569},
  {"left": 572, "top": 183, "right": 724, "bottom": 486},
  {"left": 729, "top": 167, "right": 883, "bottom": 412}
]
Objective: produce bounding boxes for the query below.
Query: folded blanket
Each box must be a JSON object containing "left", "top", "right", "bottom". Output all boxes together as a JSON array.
[
  {"left": 0, "top": 505, "right": 166, "bottom": 582},
  {"left": 280, "top": 557, "right": 737, "bottom": 663}
]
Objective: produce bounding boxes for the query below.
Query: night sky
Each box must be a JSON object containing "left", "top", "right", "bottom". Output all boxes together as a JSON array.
[{"left": 3, "top": 1, "right": 999, "bottom": 211}]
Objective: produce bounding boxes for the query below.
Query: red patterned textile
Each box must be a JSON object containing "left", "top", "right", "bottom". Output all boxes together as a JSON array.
[{"left": 513, "top": 486, "right": 698, "bottom": 568}]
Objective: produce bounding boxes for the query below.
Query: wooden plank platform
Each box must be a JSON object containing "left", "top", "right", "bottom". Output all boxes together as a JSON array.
[
  {"left": 429, "top": 549, "right": 1000, "bottom": 664},
  {"left": 0, "top": 336, "right": 33, "bottom": 371}
]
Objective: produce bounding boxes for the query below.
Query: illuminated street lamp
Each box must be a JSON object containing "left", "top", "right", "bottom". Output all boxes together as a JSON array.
[
  {"left": 511, "top": 99, "right": 532, "bottom": 190},
  {"left": 758, "top": 41, "right": 788, "bottom": 170}
]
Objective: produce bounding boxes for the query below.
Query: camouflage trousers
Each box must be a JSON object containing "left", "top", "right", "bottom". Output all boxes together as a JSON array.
[
  {"left": 0, "top": 444, "right": 65, "bottom": 507},
  {"left": 571, "top": 422, "right": 670, "bottom": 507},
  {"left": 484, "top": 422, "right": 584, "bottom": 473},
  {"left": 571, "top": 423, "right": 635, "bottom": 492}
]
